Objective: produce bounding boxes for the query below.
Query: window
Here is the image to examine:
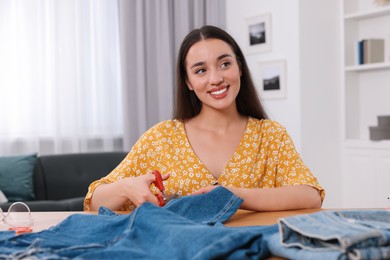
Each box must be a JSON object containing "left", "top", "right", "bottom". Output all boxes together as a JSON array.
[{"left": 0, "top": 0, "right": 123, "bottom": 155}]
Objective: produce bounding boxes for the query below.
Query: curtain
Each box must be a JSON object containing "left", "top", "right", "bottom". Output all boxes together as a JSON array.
[
  {"left": 118, "top": 0, "right": 226, "bottom": 150},
  {"left": 0, "top": 0, "right": 123, "bottom": 156},
  {"left": 0, "top": 0, "right": 225, "bottom": 156}
]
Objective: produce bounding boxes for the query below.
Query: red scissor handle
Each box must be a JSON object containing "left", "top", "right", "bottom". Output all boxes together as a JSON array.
[
  {"left": 152, "top": 170, "right": 166, "bottom": 207},
  {"left": 152, "top": 170, "right": 164, "bottom": 192}
]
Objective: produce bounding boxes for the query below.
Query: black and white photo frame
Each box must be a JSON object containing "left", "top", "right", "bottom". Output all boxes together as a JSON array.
[
  {"left": 256, "top": 60, "right": 287, "bottom": 100},
  {"left": 245, "top": 13, "right": 272, "bottom": 54}
]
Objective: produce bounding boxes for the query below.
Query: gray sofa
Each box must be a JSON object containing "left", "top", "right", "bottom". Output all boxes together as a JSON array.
[{"left": 0, "top": 152, "right": 127, "bottom": 211}]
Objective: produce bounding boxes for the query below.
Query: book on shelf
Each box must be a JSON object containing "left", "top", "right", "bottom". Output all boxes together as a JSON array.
[{"left": 356, "top": 38, "right": 385, "bottom": 65}]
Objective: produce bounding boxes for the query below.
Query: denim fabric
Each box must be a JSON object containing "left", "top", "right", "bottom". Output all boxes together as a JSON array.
[
  {"left": 164, "top": 186, "right": 243, "bottom": 225},
  {"left": 0, "top": 186, "right": 278, "bottom": 259},
  {"left": 268, "top": 210, "right": 390, "bottom": 260}
]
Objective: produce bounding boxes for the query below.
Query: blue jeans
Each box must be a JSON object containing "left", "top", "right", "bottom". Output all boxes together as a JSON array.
[
  {"left": 0, "top": 187, "right": 278, "bottom": 259},
  {"left": 268, "top": 210, "right": 390, "bottom": 260}
]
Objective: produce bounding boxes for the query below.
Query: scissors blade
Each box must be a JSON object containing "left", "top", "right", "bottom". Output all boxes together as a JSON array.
[{"left": 152, "top": 170, "right": 179, "bottom": 206}]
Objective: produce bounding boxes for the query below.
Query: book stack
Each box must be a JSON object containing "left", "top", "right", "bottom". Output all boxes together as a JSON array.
[
  {"left": 357, "top": 38, "right": 385, "bottom": 65},
  {"left": 369, "top": 115, "right": 390, "bottom": 141}
]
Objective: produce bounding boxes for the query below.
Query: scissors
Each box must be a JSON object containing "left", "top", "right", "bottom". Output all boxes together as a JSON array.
[{"left": 152, "top": 170, "right": 178, "bottom": 207}]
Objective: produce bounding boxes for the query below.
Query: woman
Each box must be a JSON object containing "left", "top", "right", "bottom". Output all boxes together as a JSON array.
[{"left": 84, "top": 25, "right": 324, "bottom": 212}]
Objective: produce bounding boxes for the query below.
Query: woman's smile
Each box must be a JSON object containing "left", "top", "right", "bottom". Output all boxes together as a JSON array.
[{"left": 209, "top": 86, "right": 229, "bottom": 99}]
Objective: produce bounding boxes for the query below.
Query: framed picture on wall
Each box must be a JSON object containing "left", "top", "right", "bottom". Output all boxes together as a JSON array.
[
  {"left": 245, "top": 13, "right": 272, "bottom": 54},
  {"left": 256, "top": 60, "right": 287, "bottom": 100}
]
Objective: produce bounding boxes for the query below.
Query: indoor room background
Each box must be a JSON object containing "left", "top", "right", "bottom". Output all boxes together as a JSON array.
[{"left": 1, "top": 0, "right": 389, "bottom": 209}]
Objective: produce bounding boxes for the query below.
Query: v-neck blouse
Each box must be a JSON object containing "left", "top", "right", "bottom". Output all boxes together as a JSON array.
[{"left": 84, "top": 118, "right": 325, "bottom": 211}]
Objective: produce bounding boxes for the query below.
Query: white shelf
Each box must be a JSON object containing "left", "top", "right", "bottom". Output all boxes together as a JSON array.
[
  {"left": 345, "top": 139, "right": 390, "bottom": 149},
  {"left": 342, "top": 0, "right": 390, "bottom": 209},
  {"left": 344, "top": 6, "right": 390, "bottom": 20},
  {"left": 345, "top": 62, "right": 390, "bottom": 72},
  {"left": 342, "top": 1, "right": 390, "bottom": 141}
]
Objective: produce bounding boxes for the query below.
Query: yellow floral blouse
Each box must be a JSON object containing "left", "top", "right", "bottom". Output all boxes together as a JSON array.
[{"left": 84, "top": 118, "right": 325, "bottom": 211}]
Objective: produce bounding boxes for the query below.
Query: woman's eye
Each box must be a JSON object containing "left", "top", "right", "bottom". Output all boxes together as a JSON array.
[
  {"left": 221, "top": 61, "right": 231, "bottom": 68},
  {"left": 195, "top": 69, "right": 206, "bottom": 75}
]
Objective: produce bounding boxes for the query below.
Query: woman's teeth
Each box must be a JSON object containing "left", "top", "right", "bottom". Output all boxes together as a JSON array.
[{"left": 211, "top": 87, "right": 227, "bottom": 95}]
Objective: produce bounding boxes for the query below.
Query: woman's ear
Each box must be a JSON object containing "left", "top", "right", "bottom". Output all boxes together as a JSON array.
[{"left": 186, "top": 80, "right": 193, "bottom": 91}]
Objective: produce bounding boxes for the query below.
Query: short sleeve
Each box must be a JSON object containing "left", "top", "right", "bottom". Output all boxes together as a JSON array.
[
  {"left": 84, "top": 126, "right": 160, "bottom": 211},
  {"left": 274, "top": 128, "right": 325, "bottom": 202}
]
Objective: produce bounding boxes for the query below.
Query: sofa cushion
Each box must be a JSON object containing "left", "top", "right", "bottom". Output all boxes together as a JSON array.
[
  {"left": 0, "top": 154, "right": 37, "bottom": 202},
  {"left": 38, "top": 152, "right": 126, "bottom": 200},
  {"left": 0, "top": 152, "right": 126, "bottom": 212}
]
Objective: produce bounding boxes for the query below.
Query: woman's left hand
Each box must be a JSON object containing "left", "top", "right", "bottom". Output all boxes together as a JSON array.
[{"left": 192, "top": 185, "right": 218, "bottom": 195}]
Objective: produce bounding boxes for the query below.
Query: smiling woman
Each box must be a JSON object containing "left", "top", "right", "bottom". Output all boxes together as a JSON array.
[
  {"left": 85, "top": 25, "right": 325, "bottom": 213},
  {"left": 0, "top": 0, "right": 123, "bottom": 155}
]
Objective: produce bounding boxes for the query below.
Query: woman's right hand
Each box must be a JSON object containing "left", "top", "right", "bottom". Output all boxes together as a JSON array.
[
  {"left": 118, "top": 173, "right": 170, "bottom": 207},
  {"left": 90, "top": 172, "right": 170, "bottom": 211}
]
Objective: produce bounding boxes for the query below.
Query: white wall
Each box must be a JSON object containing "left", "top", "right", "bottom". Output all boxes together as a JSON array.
[
  {"left": 299, "top": 0, "right": 342, "bottom": 208},
  {"left": 226, "top": 0, "right": 342, "bottom": 207},
  {"left": 225, "top": 0, "right": 302, "bottom": 151}
]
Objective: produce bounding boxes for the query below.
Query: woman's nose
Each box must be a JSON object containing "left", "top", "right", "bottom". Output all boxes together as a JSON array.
[{"left": 209, "top": 70, "right": 223, "bottom": 85}]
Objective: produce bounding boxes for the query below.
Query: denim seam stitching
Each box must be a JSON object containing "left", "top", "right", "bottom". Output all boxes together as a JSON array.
[{"left": 206, "top": 195, "right": 241, "bottom": 224}]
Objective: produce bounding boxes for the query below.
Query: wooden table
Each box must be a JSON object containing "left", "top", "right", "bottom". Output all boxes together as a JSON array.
[
  {"left": 0, "top": 208, "right": 336, "bottom": 260},
  {"left": 0, "top": 208, "right": 324, "bottom": 232},
  {"left": 224, "top": 208, "right": 323, "bottom": 226}
]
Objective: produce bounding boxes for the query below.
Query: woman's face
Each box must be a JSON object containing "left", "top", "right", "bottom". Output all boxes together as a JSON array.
[{"left": 185, "top": 38, "right": 241, "bottom": 113}]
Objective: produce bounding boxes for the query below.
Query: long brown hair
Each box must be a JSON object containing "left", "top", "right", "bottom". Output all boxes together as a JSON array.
[{"left": 174, "top": 25, "right": 268, "bottom": 120}]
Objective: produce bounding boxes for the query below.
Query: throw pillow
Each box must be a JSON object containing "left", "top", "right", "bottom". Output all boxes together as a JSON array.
[{"left": 0, "top": 154, "right": 37, "bottom": 202}]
